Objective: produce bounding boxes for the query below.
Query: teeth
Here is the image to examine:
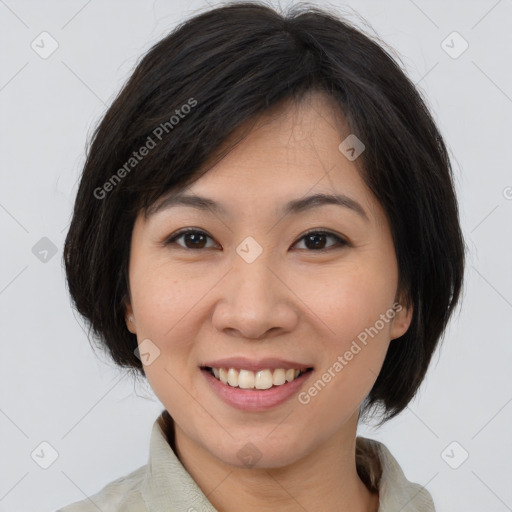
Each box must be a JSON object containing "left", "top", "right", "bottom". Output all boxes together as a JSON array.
[
  {"left": 272, "top": 368, "right": 286, "bottom": 386},
  {"left": 219, "top": 368, "right": 228, "bottom": 385},
  {"left": 238, "top": 369, "right": 255, "bottom": 389},
  {"left": 227, "top": 368, "right": 238, "bottom": 387},
  {"left": 255, "top": 369, "right": 273, "bottom": 390},
  {"left": 209, "top": 367, "right": 307, "bottom": 389}
]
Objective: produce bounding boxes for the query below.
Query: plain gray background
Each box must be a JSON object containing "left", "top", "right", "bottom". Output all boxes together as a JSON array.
[{"left": 1, "top": 0, "right": 511, "bottom": 511}]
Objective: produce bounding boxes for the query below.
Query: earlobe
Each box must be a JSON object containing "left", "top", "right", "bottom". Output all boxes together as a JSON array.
[
  {"left": 390, "top": 301, "right": 413, "bottom": 340},
  {"left": 124, "top": 300, "right": 137, "bottom": 334}
]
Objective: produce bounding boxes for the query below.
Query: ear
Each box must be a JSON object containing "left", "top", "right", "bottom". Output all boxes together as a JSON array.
[
  {"left": 389, "top": 294, "right": 413, "bottom": 341},
  {"left": 124, "top": 299, "right": 137, "bottom": 334}
]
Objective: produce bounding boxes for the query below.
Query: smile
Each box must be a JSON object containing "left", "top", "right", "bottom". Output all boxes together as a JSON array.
[{"left": 204, "top": 367, "right": 312, "bottom": 390}]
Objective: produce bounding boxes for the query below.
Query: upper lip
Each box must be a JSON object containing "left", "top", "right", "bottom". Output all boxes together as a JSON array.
[{"left": 201, "top": 357, "right": 313, "bottom": 372}]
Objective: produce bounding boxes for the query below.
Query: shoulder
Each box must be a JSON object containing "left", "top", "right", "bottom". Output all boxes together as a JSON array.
[
  {"left": 56, "top": 464, "right": 148, "bottom": 512},
  {"left": 356, "top": 436, "right": 436, "bottom": 512}
]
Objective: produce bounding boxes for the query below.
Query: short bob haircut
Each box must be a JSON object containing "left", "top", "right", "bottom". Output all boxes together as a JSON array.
[{"left": 63, "top": 0, "right": 466, "bottom": 425}]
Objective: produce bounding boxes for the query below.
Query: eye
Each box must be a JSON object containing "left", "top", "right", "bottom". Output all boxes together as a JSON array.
[
  {"left": 292, "top": 230, "right": 348, "bottom": 251},
  {"left": 165, "top": 229, "right": 217, "bottom": 250},
  {"left": 165, "top": 228, "right": 348, "bottom": 251}
]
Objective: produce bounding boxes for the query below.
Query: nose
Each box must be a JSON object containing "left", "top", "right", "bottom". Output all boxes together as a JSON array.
[{"left": 211, "top": 252, "right": 299, "bottom": 340}]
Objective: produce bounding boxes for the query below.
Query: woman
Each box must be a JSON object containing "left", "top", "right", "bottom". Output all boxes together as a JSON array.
[{"left": 59, "top": 2, "right": 466, "bottom": 510}]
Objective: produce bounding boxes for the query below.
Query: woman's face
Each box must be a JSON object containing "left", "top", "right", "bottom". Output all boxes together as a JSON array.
[{"left": 125, "top": 91, "right": 412, "bottom": 469}]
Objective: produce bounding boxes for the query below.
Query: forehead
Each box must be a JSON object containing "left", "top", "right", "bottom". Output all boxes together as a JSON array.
[
  {"left": 145, "top": 91, "right": 382, "bottom": 227},
  {"left": 201, "top": 90, "right": 353, "bottom": 178}
]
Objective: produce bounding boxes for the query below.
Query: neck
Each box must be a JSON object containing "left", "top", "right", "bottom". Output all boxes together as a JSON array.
[{"left": 169, "top": 414, "right": 379, "bottom": 512}]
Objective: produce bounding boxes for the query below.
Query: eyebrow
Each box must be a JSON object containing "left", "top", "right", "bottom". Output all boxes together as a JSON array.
[{"left": 146, "top": 192, "right": 369, "bottom": 222}]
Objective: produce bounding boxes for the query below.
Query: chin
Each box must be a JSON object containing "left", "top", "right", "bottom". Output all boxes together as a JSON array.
[{"left": 204, "top": 431, "right": 310, "bottom": 470}]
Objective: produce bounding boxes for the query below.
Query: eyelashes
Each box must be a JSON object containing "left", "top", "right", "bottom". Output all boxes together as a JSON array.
[
  {"left": 293, "top": 230, "right": 348, "bottom": 251},
  {"left": 165, "top": 229, "right": 217, "bottom": 250},
  {"left": 164, "top": 228, "right": 349, "bottom": 252}
]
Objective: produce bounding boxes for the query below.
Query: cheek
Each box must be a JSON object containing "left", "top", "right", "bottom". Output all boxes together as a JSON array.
[
  {"left": 298, "top": 284, "right": 394, "bottom": 426},
  {"left": 130, "top": 262, "right": 205, "bottom": 344},
  {"left": 129, "top": 268, "right": 204, "bottom": 410},
  {"left": 295, "top": 264, "right": 395, "bottom": 406},
  {"left": 295, "top": 260, "right": 396, "bottom": 341}
]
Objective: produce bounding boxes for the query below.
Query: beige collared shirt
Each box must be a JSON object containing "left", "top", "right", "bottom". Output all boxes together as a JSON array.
[{"left": 57, "top": 411, "right": 436, "bottom": 511}]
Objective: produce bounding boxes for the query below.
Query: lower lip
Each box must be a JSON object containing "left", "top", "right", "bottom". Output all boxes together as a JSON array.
[{"left": 201, "top": 369, "right": 313, "bottom": 411}]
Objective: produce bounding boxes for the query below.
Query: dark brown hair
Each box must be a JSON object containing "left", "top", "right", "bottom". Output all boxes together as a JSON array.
[{"left": 63, "top": 1, "right": 466, "bottom": 427}]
